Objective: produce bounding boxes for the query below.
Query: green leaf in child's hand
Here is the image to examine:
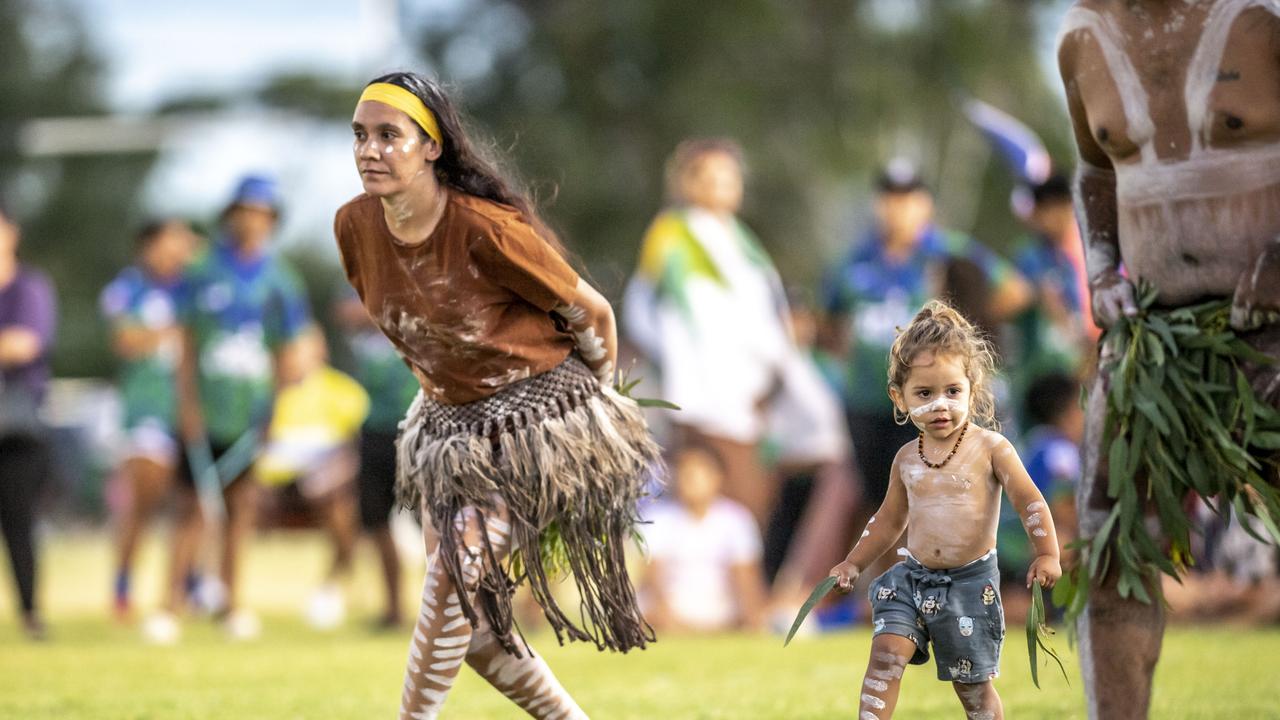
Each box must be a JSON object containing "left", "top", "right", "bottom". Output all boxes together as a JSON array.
[
  {"left": 1026, "top": 582, "right": 1069, "bottom": 689},
  {"left": 784, "top": 576, "right": 837, "bottom": 647}
]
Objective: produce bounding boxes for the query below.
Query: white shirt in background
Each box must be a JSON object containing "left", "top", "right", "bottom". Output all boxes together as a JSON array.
[{"left": 641, "top": 497, "right": 763, "bottom": 630}]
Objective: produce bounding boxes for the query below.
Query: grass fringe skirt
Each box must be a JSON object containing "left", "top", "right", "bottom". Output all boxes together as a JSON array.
[{"left": 396, "top": 354, "right": 661, "bottom": 655}]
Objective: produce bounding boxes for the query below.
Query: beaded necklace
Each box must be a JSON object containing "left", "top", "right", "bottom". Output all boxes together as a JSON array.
[{"left": 917, "top": 421, "right": 969, "bottom": 469}]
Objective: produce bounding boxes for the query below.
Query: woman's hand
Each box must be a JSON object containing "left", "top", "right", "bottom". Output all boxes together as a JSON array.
[
  {"left": 556, "top": 278, "right": 618, "bottom": 386},
  {"left": 829, "top": 560, "right": 861, "bottom": 594},
  {"left": 1026, "top": 554, "right": 1062, "bottom": 590}
]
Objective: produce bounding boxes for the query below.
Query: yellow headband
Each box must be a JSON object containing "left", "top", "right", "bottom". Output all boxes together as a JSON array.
[{"left": 357, "top": 83, "right": 443, "bottom": 145}]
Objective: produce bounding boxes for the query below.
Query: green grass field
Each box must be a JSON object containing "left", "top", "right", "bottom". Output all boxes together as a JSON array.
[{"left": 2, "top": 531, "right": 1278, "bottom": 719}]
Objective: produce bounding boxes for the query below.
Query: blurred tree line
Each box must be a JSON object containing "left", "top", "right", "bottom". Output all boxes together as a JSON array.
[
  {"left": 406, "top": 0, "right": 1077, "bottom": 291},
  {"left": 0, "top": 0, "right": 157, "bottom": 378},
  {"left": 1, "top": 0, "right": 1076, "bottom": 380}
]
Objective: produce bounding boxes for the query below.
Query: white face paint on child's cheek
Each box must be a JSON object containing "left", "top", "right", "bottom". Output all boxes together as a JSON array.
[{"left": 909, "top": 397, "right": 966, "bottom": 417}]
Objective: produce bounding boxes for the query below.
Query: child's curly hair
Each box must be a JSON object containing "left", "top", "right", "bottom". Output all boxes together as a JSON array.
[{"left": 887, "top": 299, "right": 1000, "bottom": 430}]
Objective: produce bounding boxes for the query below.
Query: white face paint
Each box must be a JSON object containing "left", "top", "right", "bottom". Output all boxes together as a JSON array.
[
  {"left": 1033, "top": 528, "right": 1048, "bottom": 537},
  {"left": 1026, "top": 513, "right": 1043, "bottom": 527},
  {"left": 864, "top": 678, "right": 888, "bottom": 692},
  {"left": 1026, "top": 501, "right": 1046, "bottom": 513},
  {"left": 910, "top": 397, "right": 966, "bottom": 418}
]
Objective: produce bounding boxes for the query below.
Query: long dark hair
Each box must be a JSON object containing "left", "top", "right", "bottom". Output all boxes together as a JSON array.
[{"left": 367, "top": 72, "right": 569, "bottom": 259}]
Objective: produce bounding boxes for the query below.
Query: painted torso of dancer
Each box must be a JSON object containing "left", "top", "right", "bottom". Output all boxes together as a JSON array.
[
  {"left": 336, "top": 72, "right": 659, "bottom": 720},
  {"left": 1059, "top": 0, "right": 1280, "bottom": 318},
  {"left": 828, "top": 302, "right": 1061, "bottom": 720},
  {"left": 1059, "top": 2, "right": 1280, "bottom": 717}
]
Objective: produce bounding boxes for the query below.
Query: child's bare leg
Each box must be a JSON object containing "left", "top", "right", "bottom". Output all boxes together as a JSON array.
[
  {"left": 952, "top": 681, "right": 1003, "bottom": 720},
  {"left": 399, "top": 505, "right": 585, "bottom": 720},
  {"left": 858, "top": 634, "right": 915, "bottom": 719}
]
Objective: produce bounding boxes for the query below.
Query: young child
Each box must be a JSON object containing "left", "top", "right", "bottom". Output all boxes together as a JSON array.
[
  {"left": 641, "top": 445, "right": 766, "bottom": 633},
  {"left": 828, "top": 300, "right": 1061, "bottom": 720}
]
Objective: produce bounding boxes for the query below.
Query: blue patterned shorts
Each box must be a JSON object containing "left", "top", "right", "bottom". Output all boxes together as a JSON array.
[{"left": 868, "top": 550, "right": 1004, "bottom": 683}]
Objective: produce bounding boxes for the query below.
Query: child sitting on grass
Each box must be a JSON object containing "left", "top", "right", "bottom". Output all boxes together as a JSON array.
[
  {"left": 828, "top": 300, "right": 1061, "bottom": 719},
  {"left": 641, "top": 444, "right": 767, "bottom": 632}
]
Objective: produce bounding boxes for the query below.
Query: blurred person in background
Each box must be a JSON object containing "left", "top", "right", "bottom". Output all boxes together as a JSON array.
[
  {"left": 100, "top": 219, "right": 198, "bottom": 622},
  {"left": 337, "top": 72, "right": 658, "bottom": 719},
  {"left": 159, "top": 174, "right": 311, "bottom": 643},
  {"left": 819, "top": 158, "right": 1031, "bottom": 586},
  {"left": 623, "top": 138, "right": 794, "bottom": 528},
  {"left": 0, "top": 199, "right": 56, "bottom": 640},
  {"left": 640, "top": 444, "right": 766, "bottom": 633},
  {"left": 256, "top": 326, "right": 366, "bottom": 631},
  {"left": 336, "top": 290, "right": 419, "bottom": 629},
  {"left": 1009, "top": 173, "right": 1093, "bottom": 417},
  {"left": 996, "top": 372, "right": 1081, "bottom": 623}
]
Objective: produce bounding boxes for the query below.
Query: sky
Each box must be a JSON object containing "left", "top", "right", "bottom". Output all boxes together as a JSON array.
[
  {"left": 74, "top": 0, "right": 399, "bottom": 112},
  {"left": 63, "top": 0, "right": 426, "bottom": 252}
]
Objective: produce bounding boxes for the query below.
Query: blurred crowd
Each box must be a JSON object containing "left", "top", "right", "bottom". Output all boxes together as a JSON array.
[{"left": 0, "top": 133, "right": 1276, "bottom": 645}]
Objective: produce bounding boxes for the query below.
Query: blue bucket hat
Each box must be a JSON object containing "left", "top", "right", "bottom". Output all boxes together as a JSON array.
[{"left": 223, "top": 174, "right": 281, "bottom": 217}]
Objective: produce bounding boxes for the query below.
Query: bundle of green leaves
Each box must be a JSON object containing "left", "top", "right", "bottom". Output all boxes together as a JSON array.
[{"left": 1056, "top": 281, "right": 1280, "bottom": 621}]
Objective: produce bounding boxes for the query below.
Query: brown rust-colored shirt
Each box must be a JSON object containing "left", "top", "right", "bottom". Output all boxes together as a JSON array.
[{"left": 334, "top": 190, "right": 579, "bottom": 405}]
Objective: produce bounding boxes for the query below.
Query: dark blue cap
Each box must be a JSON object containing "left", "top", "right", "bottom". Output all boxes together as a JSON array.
[
  {"left": 224, "top": 174, "right": 281, "bottom": 215},
  {"left": 875, "top": 157, "right": 927, "bottom": 194}
]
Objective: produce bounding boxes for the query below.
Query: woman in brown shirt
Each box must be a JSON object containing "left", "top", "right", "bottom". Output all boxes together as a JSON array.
[{"left": 336, "top": 72, "right": 659, "bottom": 720}]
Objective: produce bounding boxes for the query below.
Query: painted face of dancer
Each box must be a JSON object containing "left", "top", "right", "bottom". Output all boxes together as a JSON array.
[
  {"left": 890, "top": 349, "right": 971, "bottom": 441},
  {"left": 351, "top": 101, "right": 442, "bottom": 198}
]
